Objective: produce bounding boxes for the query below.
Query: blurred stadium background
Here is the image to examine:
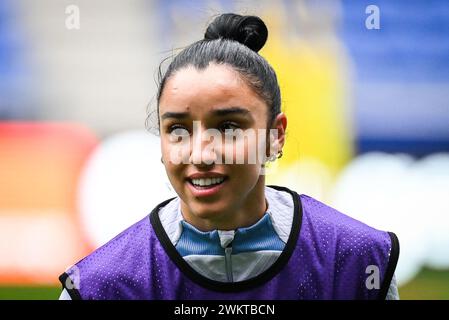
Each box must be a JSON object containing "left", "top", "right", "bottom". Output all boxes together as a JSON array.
[{"left": 1, "top": 0, "right": 448, "bottom": 299}]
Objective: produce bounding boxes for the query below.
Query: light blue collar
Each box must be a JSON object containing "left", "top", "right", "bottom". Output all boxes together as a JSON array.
[{"left": 176, "top": 213, "right": 285, "bottom": 257}]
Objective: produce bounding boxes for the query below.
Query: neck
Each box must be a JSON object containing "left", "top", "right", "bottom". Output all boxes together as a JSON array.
[{"left": 181, "top": 178, "right": 267, "bottom": 232}]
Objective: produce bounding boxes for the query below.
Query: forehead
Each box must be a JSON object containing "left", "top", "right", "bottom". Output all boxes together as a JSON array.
[{"left": 159, "top": 63, "right": 266, "bottom": 117}]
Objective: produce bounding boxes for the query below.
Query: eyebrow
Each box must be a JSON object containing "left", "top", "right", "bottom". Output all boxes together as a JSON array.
[
  {"left": 160, "top": 111, "right": 189, "bottom": 120},
  {"left": 160, "top": 107, "right": 252, "bottom": 120},
  {"left": 212, "top": 107, "right": 251, "bottom": 117}
]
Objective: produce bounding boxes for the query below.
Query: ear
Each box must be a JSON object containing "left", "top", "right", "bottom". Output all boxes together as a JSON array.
[{"left": 267, "top": 112, "right": 287, "bottom": 157}]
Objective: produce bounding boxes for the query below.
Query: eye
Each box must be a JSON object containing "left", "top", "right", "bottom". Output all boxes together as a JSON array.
[
  {"left": 168, "top": 124, "right": 190, "bottom": 137},
  {"left": 219, "top": 121, "right": 240, "bottom": 132}
]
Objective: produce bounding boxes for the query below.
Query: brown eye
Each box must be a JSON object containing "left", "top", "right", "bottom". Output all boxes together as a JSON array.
[
  {"left": 219, "top": 121, "right": 240, "bottom": 132},
  {"left": 168, "top": 125, "right": 190, "bottom": 137}
]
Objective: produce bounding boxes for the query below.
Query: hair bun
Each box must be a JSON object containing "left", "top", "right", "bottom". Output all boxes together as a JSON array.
[{"left": 204, "top": 13, "right": 268, "bottom": 53}]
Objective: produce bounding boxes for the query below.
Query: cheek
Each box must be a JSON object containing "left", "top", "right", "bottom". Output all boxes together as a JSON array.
[
  {"left": 161, "top": 143, "right": 172, "bottom": 167},
  {"left": 229, "top": 163, "right": 262, "bottom": 193},
  {"left": 161, "top": 140, "right": 183, "bottom": 179},
  {"left": 228, "top": 133, "right": 266, "bottom": 165},
  {"left": 161, "top": 136, "right": 191, "bottom": 165}
]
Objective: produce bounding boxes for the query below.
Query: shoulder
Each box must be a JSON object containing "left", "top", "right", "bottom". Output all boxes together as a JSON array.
[
  {"left": 89, "top": 214, "right": 153, "bottom": 257},
  {"left": 264, "top": 186, "right": 398, "bottom": 253},
  {"left": 299, "top": 193, "right": 399, "bottom": 258},
  {"left": 299, "top": 193, "right": 396, "bottom": 246},
  {"left": 58, "top": 214, "right": 154, "bottom": 299},
  {"left": 59, "top": 197, "right": 180, "bottom": 299},
  {"left": 298, "top": 193, "right": 400, "bottom": 299},
  {"left": 72, "top": 196, "right": 178, "bottom": 269}
]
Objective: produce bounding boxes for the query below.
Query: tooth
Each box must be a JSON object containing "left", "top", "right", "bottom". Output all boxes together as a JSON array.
[{"left": 191, "top": 177, "right": 225, "bottom": 187}]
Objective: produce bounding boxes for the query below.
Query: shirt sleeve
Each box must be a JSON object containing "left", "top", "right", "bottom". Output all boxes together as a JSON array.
[
  {"left": 58, "top": 288, "right": 72, "bottom": 300},
  {"left": 385, "top": 273, "right": 400, "bottom": 300}
]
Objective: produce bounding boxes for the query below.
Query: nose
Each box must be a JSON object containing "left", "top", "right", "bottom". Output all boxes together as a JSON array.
[{"left": 190, "top": 123, "right": 219, "bottom": 166}]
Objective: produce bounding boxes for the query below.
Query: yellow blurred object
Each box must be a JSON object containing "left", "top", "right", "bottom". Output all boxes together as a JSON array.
[{"left": 259, "top": 6, "right": 354, "bottom": 184}]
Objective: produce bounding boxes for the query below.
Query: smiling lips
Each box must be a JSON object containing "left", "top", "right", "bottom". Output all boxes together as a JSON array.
[
  {"left": 191, "top": 176, "right": 225, "bottom": 187},
  {"left": 186, "top": 173, "right": 228, "bottom": 197}
]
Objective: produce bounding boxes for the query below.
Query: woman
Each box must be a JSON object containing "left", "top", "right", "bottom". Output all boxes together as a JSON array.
[{"left": 59, "top": 13, "right": 399, "bottom": 300}]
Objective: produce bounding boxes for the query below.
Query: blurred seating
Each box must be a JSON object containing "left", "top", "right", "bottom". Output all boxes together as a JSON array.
[
  {"left": 340, "top": 0, "right": 449, "bottom": 156},
  {"left": 0, "top": 0, "right": 35, "bottom": 119}
]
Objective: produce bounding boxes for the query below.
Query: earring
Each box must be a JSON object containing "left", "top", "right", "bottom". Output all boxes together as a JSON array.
[
  {"left": 160, "top": 157, "right": 164, "bottom": 164},
  {"left": 267, "top": 154, "right": 277, "bottom": 162},
  {"left": 266, "top": 150, "right": 283, "bottom": 162}
]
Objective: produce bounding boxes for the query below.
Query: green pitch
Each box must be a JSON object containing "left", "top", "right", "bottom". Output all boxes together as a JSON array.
[{"left": 0, "top": 267, "right": 448, "bottom": 300}]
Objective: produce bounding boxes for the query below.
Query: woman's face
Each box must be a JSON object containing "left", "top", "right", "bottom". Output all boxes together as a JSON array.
[{"left": 158, "top": 63, "right": 286, "bottom": 230}]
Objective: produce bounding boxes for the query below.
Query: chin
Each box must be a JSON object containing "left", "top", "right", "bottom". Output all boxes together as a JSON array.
[{"left": 190, "top": 202, "right": 229, "bottom": 220}]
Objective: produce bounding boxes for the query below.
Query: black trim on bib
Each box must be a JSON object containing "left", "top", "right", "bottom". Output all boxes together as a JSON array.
[
  {"left": 378, "top": 231, "right": 400, "bottom": 300},
  {"left": 59, "top": 272, "right": 82, "bottom": 300},
  {"left": 150, "top": 185, "right": 303, "bottom": 293}
]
